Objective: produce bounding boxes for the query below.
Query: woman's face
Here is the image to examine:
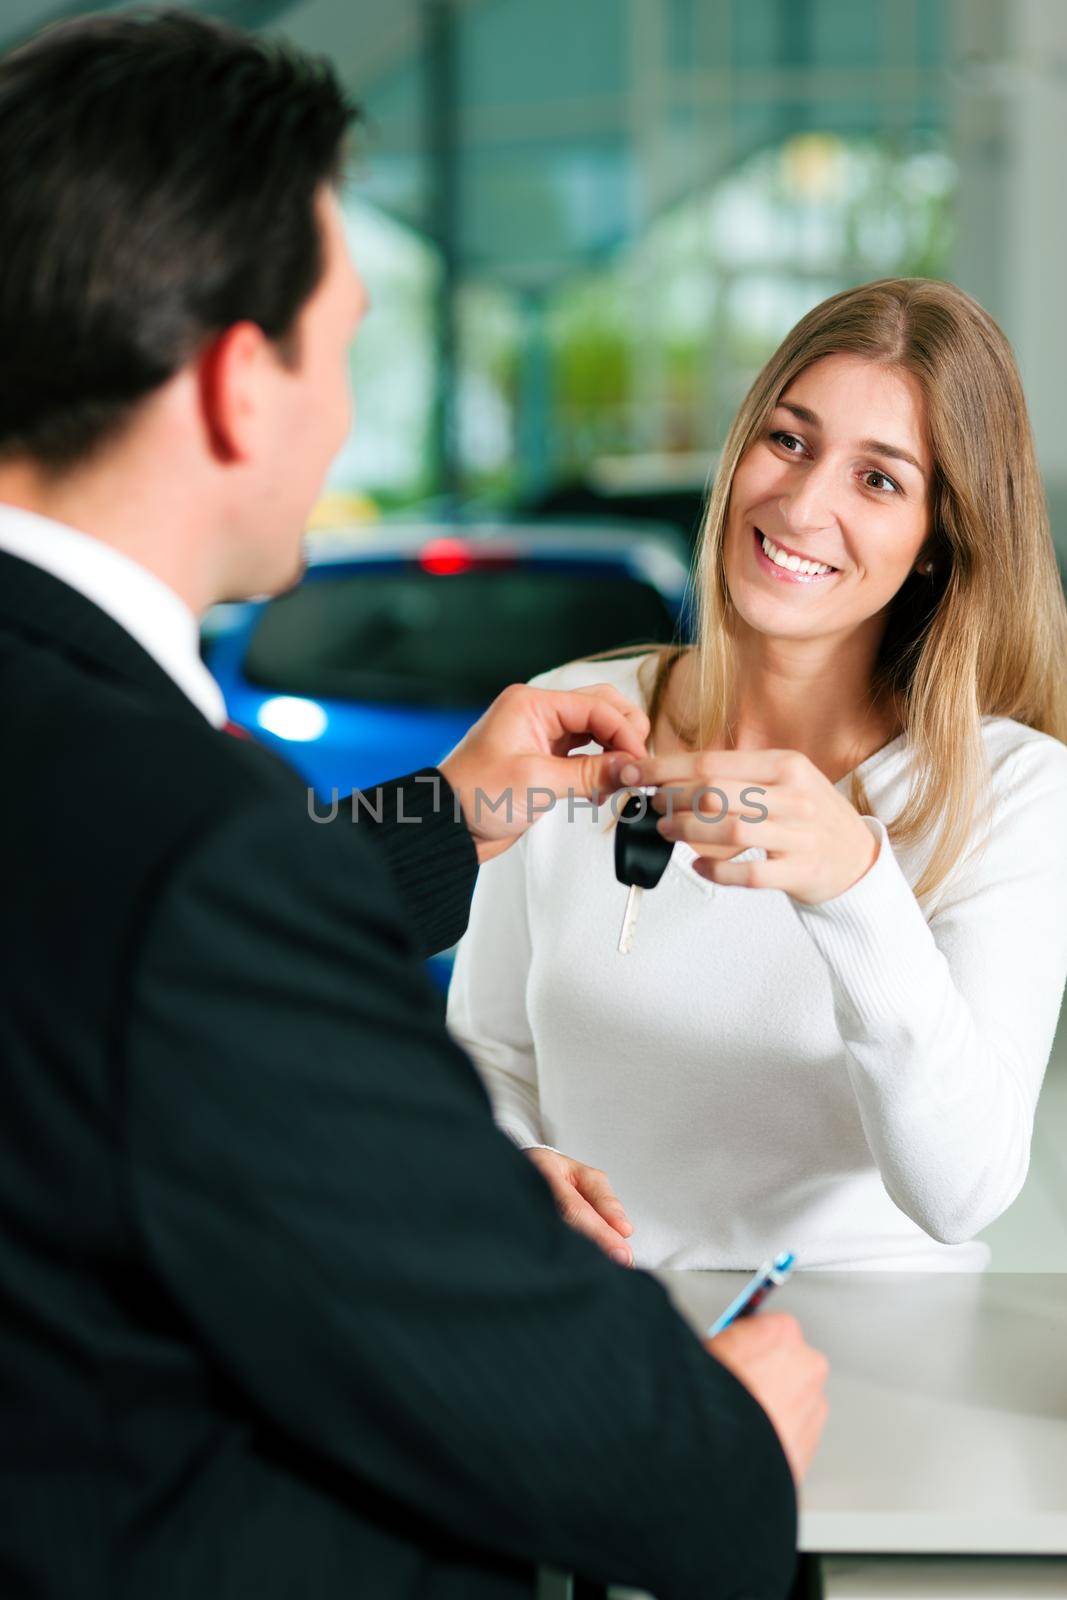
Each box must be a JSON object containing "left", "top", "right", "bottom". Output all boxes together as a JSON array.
[{"left": 722, "top": 353, "right": 934, "bottom": 643}]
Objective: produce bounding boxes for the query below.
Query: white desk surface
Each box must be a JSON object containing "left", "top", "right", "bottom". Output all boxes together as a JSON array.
[{"left": 656, "top": 1270, "right": 1067, "bottom": 1556}]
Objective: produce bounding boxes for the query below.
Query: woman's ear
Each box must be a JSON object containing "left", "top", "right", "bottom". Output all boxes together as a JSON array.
[{"left": 913, "top": 532, "right": 944, "bottom": 578}]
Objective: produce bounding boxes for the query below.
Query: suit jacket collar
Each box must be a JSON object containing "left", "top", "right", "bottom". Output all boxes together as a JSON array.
[{"left": 0, "top": 548, "right": 210, "bottom": 726}]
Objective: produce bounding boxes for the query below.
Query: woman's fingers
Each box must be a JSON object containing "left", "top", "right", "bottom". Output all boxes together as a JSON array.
[
  {"left": 525, "top": 1149, "right": 635, "bottom": 1264},
  {"left": 554, "top": 1186, "right": 635, "bottom": 1264},
  {"left": 658, "top": 817, "right": 796, "bottom": 854},
  {"left": 572, "top": 1165, "right": 634, "bottom": 1238},
  {"left": 650, "top": 778, "right": 770, "bottom": 815},
  {"left": 631, "top": 748, "right": 801, "bottom": 789}
]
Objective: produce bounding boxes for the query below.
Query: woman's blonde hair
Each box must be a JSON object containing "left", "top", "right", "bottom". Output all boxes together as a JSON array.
[{"left": 597, "top": 278, "right": 1067, "bottom": 904}]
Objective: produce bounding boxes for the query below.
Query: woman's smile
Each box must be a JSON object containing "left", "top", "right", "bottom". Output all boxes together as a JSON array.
[{"left": 751, "top": 526, "right": 839, "bottom": 586}]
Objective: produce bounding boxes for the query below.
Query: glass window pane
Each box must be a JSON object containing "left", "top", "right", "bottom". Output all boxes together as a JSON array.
[{"left": 244, "top": 569, "right": 677, "bottom": 707}]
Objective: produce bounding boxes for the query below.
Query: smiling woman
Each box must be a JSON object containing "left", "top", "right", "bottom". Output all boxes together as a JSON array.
[
  {"left": 447, "top": 277, "right": 1067, "bottom": 1274},
  {"left": 642, "top": 279, "right": 1067, "bottom": 905}
]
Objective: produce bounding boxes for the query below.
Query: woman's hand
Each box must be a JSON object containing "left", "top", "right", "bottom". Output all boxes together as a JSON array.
[
  {"left": 620, "top": 748, "right": 879, "bottom": 906},
  {"left": 524, "top": 1148, "right": 635, "bottom": 1265}
]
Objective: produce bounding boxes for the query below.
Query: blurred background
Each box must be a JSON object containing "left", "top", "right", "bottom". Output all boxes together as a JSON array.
[{"left": 5, "top": 0, "right": 1066, "bottom": 1265}]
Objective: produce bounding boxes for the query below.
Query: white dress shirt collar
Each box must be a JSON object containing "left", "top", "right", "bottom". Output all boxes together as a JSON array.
[{"left": 0, "top": 502, "right": 227, "bottom": 729}]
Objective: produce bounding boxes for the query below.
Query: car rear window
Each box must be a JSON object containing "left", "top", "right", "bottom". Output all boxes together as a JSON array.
[{"left": 243, "top": 566, "right": 678, "bottom": 707}]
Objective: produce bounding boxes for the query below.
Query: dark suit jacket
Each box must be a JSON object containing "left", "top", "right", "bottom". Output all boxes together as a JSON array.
[{"left": 0, "top": 548, "right": 796, "bottom": 1600}]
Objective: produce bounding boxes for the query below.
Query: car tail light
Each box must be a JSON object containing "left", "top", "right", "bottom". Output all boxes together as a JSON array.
[
  {"left": 419, "top": 538, "right": 519, "bottom": 575},
  {"left": 420, "top": 538, "right": 473, "bottom": 575}
]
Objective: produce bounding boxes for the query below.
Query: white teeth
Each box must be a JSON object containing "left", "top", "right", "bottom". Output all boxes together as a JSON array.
[{"left": 760, "top": 532, "right": 834, "bottom": 577}]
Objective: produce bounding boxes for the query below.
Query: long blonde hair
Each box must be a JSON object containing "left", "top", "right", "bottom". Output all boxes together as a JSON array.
[{"left": 602, "top": 278, "right": 1067, "bottom": 904}]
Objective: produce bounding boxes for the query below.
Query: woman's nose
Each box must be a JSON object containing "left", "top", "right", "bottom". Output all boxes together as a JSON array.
[{"left": 778, "top": 461, "right": 838, "bottom": 536}]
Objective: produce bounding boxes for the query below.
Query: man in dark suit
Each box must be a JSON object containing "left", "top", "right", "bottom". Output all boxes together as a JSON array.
[{"left": 0, "top": 11, "right": 827, "bottom": 1599}]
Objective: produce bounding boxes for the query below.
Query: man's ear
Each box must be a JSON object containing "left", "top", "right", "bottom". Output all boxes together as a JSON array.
[{"left": 196, "top": 321, "right": 273, "bottom": 463}]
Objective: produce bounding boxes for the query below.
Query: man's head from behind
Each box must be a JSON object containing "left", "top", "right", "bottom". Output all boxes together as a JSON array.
[{"left": 0, "top": 8, "right": 363, "bottom": 607}]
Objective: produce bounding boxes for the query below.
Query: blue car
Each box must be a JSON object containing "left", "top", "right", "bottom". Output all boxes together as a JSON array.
[{"left": 203, "top": 522, "right": 691, "bottom": 987}]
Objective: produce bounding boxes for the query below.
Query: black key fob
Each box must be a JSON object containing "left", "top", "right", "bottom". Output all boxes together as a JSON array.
[{"left": 614, "top": 792, "right": 674, "bottom": 890}]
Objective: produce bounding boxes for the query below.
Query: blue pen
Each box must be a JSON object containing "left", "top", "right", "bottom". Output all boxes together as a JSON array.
[{"left": 706, "top": 1251, "right": 796, "bottom": 1338}]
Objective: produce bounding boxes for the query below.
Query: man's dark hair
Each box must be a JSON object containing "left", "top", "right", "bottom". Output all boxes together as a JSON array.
[{"left": 0, "top": 7, "right": 356, "bottom": 470}]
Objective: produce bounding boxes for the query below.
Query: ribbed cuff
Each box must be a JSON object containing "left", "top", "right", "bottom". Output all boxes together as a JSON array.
[
  {"left": 790, "top": 816, "right": 940, "bottom": 1029},
  {"left": 497, "top": 1122, "right": 553, "bottom": 1152},
  {"left": 350, "top": 767, "right": 478, "bottom": 959}
]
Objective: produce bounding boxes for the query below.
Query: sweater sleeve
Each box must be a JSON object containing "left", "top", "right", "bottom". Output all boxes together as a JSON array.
[
  {"left": 446, "top": 830, "right": 547, "bottom": 1150},
  {"left": 790, "top": 735, "right": 1067, "bottom": 1247}
]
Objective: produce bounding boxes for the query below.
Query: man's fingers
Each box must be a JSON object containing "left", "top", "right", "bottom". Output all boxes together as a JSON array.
[
  {"left": 575, "top": 683, "right": 652, "bottom": 747},
  {"left": 539, "top": 689, "right": 650, "bottom": 762},
  {"left": 549, "top": 750, "right": 627, "bottom": 802},
  {"left": 532, "top": 745, "right": 641, "bottom": 804},
  {"left": 439, "top": 681, "right": 654, "bottom": 854},
  {"left": 748, "top": 1311, "right": 804, "bottom": 1345},
  {"left": 571, "top": 700, "right": 648, "bottom": 761},
  {"left": 708, "top": 1311, "right": 802, "bottom": 1361}
]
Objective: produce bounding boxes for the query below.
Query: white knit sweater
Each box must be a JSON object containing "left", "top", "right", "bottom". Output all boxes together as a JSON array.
[{"left": 446, "top": 653, "right": 1067, "bottom": 1271}]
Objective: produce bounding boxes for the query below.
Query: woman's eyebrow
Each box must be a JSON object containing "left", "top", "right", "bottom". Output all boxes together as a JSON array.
[
  {"left": 859, "top": 437, "right": 924, "bottom": 475},
  {"left": 778, "top": 400, "right": 820, "bottom": 427},
  {"left": 776, "top": 399, "right": 924, "bottom": 476}
]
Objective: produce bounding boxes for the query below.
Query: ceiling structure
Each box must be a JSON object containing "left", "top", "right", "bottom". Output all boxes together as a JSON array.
[{"left": 3, "top": 0, "right": 950, "bottom": 292}]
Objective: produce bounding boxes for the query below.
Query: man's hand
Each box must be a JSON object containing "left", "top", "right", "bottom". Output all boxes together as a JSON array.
[
  {"left": 524, "top": 1147, "right": 635, "bottom": 1266},
  {"left": 439, "top": 682, "right": 649, "bottom": 863},
  {"left": 708, "top": 1313, "right": 829, "bottom": 1485}
]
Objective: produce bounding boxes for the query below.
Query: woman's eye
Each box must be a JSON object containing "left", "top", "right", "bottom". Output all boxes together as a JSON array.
[
  {"left": 771, "top": 430, "right": 804, "bottom": 454},
  {"left": 862, "top": 469, "right": 900, "bottom": 494}
]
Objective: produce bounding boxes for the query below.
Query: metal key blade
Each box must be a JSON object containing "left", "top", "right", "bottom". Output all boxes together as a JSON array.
[{"left": 617, "top": 884, "right": 643, "bottom": 954}]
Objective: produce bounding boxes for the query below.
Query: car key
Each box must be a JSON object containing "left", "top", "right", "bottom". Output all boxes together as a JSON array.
[{"left": 614, "top": 791, "right": 674, "bottom": 953}]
